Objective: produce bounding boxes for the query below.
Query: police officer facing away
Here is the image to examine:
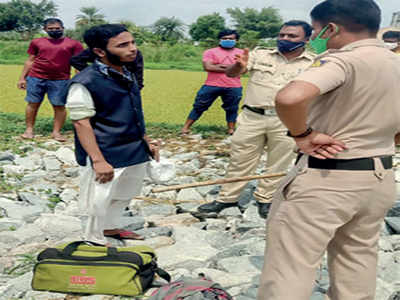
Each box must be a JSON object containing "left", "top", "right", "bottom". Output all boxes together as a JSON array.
[{"left": 257, "top": 1, "right": 400, "bottom": 299}]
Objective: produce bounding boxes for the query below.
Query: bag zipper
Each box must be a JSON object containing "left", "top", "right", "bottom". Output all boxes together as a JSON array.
[{"left": 34, "top": 260, "right": 139, "bottom": 272}]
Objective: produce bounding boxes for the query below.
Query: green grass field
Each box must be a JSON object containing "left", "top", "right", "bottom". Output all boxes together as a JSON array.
[{"left": 0, "top": 65, "right": 248, "bottom": 127}]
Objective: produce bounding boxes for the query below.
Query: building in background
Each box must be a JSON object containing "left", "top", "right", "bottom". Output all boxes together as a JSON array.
[{"left": 391, "top": 12, "right": 400, "bottom": 28}]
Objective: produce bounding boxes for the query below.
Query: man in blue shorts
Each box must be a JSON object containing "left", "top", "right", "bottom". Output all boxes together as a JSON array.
[{"left": 17, "top": 18, "right": 83, "bottom": 141}]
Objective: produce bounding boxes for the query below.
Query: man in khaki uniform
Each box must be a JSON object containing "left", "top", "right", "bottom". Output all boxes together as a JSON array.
[
  {"left": 382, "top": 30, "right": 400, "bottom": 54},
  {"left": 257, "top": 1, "right": 400, "bottom": 299},
  {"left": 198, "top": 20, "right": 314, "bottom": 218}
]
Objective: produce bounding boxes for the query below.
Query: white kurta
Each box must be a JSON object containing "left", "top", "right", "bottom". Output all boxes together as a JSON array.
[{"left": 66, "top": 83, "right": 147, "bottom": 244}]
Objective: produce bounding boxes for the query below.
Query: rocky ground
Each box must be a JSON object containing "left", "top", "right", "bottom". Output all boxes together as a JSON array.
[{"left": 0, "top": 133, "right": 399, "bottom": 300}]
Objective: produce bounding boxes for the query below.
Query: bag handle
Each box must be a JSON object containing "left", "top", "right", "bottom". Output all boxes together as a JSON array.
[
  {"left": 62, "top": 241, "right": 118, "bottom": 259},
  {"left": 155, "top": 267, "right": 171, "bottom": 283}
]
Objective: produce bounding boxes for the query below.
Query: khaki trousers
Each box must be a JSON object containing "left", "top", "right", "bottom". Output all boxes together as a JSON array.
[
  {"left": 257, "top": 155, "right": 396, "bottom": 300},
  {"left": 219, "top": 108, "right": 296, "bottom": 203}
]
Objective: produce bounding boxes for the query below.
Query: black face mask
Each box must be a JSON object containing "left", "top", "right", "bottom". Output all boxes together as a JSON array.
[{"left": 47, "top": 30, "right": 63, "bottom": 39}]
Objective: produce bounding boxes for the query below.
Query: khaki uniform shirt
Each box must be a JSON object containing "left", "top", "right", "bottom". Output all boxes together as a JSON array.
[
  {"left": 245, "top": 48, "right": 315, "bottom": 108},
  {"left": 294, "top": 39, "right": 400, "bottom": 159}
]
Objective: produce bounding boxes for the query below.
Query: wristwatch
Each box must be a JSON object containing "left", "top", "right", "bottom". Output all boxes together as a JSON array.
[{"left": 287, "top": 127, "right": 313, "bottom": 138}]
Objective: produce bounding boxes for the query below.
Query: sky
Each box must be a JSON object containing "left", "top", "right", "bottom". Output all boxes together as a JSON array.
[{"left": 1, "top": 0, "right": 399, "bottom": 29}]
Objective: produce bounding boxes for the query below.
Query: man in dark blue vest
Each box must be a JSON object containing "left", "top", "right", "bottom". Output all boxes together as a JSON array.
[{"left": 64, "top": 24, "right": 159, "bottom": 245}]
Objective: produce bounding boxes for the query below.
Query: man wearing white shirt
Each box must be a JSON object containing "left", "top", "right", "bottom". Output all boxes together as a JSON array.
[{"left": 65, "top": 24, "right": 158, "bottom": 244}]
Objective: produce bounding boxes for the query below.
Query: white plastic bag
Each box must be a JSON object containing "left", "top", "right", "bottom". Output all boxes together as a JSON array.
[{"left": 147, "top": 158, "right": 176, "bottom": 184}]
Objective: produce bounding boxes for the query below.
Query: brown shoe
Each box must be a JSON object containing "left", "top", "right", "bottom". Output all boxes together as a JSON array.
[{"left": 104, "top": 229, "right": 144, "bottom": 240}]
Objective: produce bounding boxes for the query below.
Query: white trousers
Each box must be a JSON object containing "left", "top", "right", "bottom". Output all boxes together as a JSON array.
[{"left": 79, "top": 162, "right": 147, "bottom": 244}]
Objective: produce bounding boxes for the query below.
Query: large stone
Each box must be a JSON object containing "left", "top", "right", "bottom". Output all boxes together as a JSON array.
[
  {"left": 154, "top": 190, "right": 177, "bottom": 201},
  {"left": 18, "top": 192, "right": 46, "bottom": 206},
  {"left": 193, "top": 268, "right": 254, "bottom": 287},
  {"left": 219, "top": 206, "right": 243, "bottom": 217},
  {"left": 29, "top": 182, "right": 59, "bottom": 195},
  {"left": 2, "top": 165, "right": 24, "bottom": 176},
  {"left": 380, "top": 260, "right": 400, "bottom": 284},
  {"left": 159, "top": 150, "right": 173, "bottom": 158},
  {"left": 0, "top": 152, "right": 14, "bottom": 161},
  {"left": 0, "top": 218, "right": 24, "bottom": 232},
  {"left": 0, "top": 272, "right": 33, "bottom": 299},
  {"left": 236, "top": 221, "right": 265, "bottom": 234},
  {"left": 377, "top": 252, "right": 395, "bottom": 274},
  {"left": 135, "top": 227, "right": 173, "bottom": 239},
  {"left": 9, "top": 241, "right": 55, "bottom": 256},
  {"left": 43, "top": 157, "right": 62, "bottom": 171},
  {"left": 34, "top": 213, "right": 82, "bottom": 239},
  {"left": 172, "top": 152, "right": 199, "bottom": 161},
  {"left": 0, "top": 207, "right": 7, "bottom": 218},
  {"left": 375, "top": 278, "right": 396, "bottom": 300},
  {"left": 212, "top": 238, "right": 264, "bottom": 261},
  {"left": 227, "top": 285, "right": 250, "bottom": 297},
  {"left": 385, "top": 217, "right": 400, "bottom": 234},
  {"left": 206, "top": 219, "right": 228, "bottom": 231},
  {"left": 379, "top": 237, "right": 394, "bottom": 252},
  {"left": 55, "top": 147, "right": 76, "bottom": 165},
  {"left": 217, "top": 255, "right": 263, "bottom": 274},
  {"left": 310, "top": 291, "right": 326, "bottom": 300},
  {"left": 59, "top": 188, "right": 78, "bottom": 203},
  {"left": 157, "top": 226, "right": 219, "bottom": 268},
  {"left": 236, "top": 295, "right": 255, "bottom": 300},
  {"left": 23, "top": 291, "right": 69, "bottom": 299},
  {"left": 204, "top": 230, "right": 236, "bottom": 250},
  {"left": 124, "top": 236, "right": 174, "bottom": 249},
  {"left": 390, "top": 235, "right": 400, "bottom": 251},
  {"left": 177, "top": 188, "right": 204, "bottom": 202},
  {"left": 387, "top": 201, "right": 400, "bottom": 217},
  {"left": 176, "top": 202, "right": 200, "bottom": 213},
  {"left": 14, "top": 156, "right": 41, "bottom": 171},
  {"left": 64, "top": 166, "right": 80, "bottom": 177},
  {"left": 0, "top": 233, "right": 20, "bottom": 246},
  {"left": 0, "top": 224, "right": 44, "bottom": 246},
  {"left": 168, "top": 268, "right": 192, "bottom": 280},
  {"left": 0, "top": 198, "right": 45, "bottom": 220},
  {"left": 208, "top": 158, "right": 229, "bottom": 169},
  {"left": 21, "top": 170, "right": 47, "bottom": 183},
  {"left": 388, "top": 291, "right": 400, "bottom": 300},
  {"left": 140, "top": 203, "right": 176, "bottom": 217},
  {"left": 120, "top": 216, "right": 146, "bottom": 231},
  {"left": 147, "top": 213, "right": 199, "bottom": 227},
  {"left": 196, "top": 185, "right": 216, "bottom": 197},
  {"left": 242, "top": 203, "right": 264, "bottom": 222}
]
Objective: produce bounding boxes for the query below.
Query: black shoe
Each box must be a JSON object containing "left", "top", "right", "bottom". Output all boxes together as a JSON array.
[
  {"left": 198, "top": 200, "right": 242, "bottom": 214},
  {"left": 256, "top": 202, "right": 271, "bottom": 219}
]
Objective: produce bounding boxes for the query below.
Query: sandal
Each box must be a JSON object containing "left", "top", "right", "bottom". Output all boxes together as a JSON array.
[{"left": 104, "top": 229, "right": 145, "bottom": 240}]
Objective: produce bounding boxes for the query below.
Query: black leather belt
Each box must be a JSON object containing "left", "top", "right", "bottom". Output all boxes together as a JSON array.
[
  {"left": 242, "top": 105, "right": 266, "bottom": 115},
  {"left": 296, "top": 154, "right": 392, "bottom": 170}
]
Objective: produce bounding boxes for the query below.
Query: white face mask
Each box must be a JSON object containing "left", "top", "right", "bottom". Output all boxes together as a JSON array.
[{"left": 384, "top": 42, "right": 398, "bottom": 50}]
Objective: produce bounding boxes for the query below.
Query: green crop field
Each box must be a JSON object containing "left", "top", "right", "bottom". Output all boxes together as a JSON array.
[{"left": 0, "top": 65, "right": 248, "bottom": 127}]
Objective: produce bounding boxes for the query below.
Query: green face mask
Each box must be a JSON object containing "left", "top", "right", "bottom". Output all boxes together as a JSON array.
[{"left": 310, "top": 25, "right": 337, "bottom": 54}]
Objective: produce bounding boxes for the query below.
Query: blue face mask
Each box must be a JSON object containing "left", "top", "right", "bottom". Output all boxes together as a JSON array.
[
  {"left": 220, "top": 39, "right": 236, "bottom": 49},
  {"left": 277, "top": 40, "right": 305, "bottom": 53}
]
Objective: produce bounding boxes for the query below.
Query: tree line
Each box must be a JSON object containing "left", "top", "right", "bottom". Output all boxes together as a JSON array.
[{"left": 0, "top": 0, "right": 282, "bottom": 48}]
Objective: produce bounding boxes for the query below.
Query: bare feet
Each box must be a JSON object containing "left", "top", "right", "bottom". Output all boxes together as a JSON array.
[
  {"left": 227, "top": 128, "right": 235, "bottom": 135},
  {"left": 180, "top": 129, "right": 192, "bottom": 136},
  {"left": 51, "top": 132, "right": 67, "bottom": 142},
  {"left": 20, "top": 131, "right": 35, "bottom": 139}
]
